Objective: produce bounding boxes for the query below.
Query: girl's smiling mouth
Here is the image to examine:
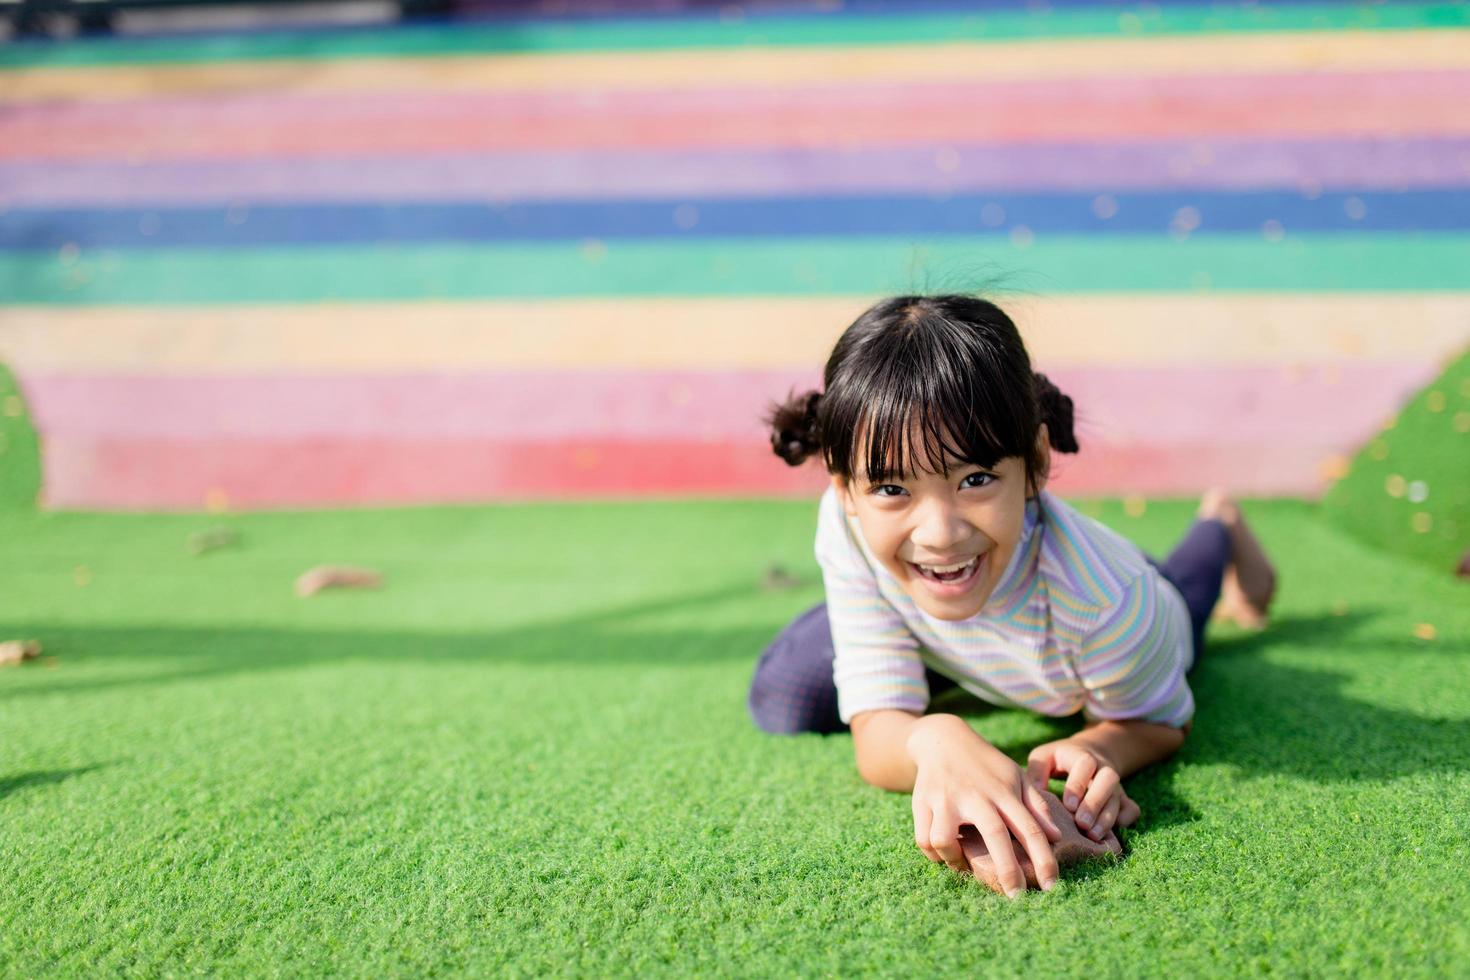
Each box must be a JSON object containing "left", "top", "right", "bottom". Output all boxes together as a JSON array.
[{"left": 907, "top": 553, "right": 986, "bottom": 596}]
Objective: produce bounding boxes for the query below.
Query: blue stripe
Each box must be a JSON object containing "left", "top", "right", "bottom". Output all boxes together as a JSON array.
[{"left": 5, "top": 190, "right": 1466, "bottom": 251}]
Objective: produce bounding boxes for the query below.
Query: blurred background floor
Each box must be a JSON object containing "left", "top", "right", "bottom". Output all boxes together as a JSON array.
[{"left": 1, "top": 0, "right": 1468, "bottom": 509}]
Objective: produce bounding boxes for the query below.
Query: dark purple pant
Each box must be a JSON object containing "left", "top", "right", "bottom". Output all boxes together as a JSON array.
[{"left": 747, "top": 517, "right": 1231, "bottom": 735}]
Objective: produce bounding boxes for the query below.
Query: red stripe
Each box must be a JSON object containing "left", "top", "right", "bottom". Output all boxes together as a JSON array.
[
  {"left": 9, "top": 71, "right": 1467, "bottom": 162},
  {"left": 41, "top": 435, "right": 1350, "bottom": 509}
]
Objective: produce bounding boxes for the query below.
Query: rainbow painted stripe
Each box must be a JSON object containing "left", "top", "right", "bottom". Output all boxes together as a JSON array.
[{"left": 1, "top": 1, "right": 1468, "bottom": 509}]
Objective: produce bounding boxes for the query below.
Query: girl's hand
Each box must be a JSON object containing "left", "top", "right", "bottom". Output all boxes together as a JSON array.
[
  {"left": 907, "top": 717, "right": 1062, "bottom": 897},
  {"left": 1026, "top": 740, "right": 1141, "bottom": 842}
]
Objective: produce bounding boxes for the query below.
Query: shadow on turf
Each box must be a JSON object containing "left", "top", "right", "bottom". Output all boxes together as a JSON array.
[
  {"left": 924, "top": 606, "right": 1470, "bottom": 835},
  {"left": 0, "top": 765, "right": 105, "bottom": 801},
  {"left": 1187, "top": 608, "right": 1470, "bottom": 782},
  {"left": 4, "top": 601, "right": 1464, "bottom": 793},
  {"left": 0, "top": 582, "right": 792, "bottom": 701}
]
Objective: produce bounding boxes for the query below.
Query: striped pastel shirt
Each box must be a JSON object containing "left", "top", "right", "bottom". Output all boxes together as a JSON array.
[{"left": 815, "top": 486, "right": 1195, "bottom": 728}]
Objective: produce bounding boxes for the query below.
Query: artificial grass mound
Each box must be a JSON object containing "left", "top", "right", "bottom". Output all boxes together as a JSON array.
[
  {"left": 1321, "top": 346, "right": 1470, "bottom": 577},
  {"left": 0, "top": 363, "right": 40, "bottom": 511},
  {"left": 1, "top": 497, "right": 1466, "bottom": 974}
]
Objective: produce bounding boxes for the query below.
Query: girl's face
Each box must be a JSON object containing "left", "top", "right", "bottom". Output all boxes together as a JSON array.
[{"left": 833, "top": 425, "right": 1049, "bottom": 622}]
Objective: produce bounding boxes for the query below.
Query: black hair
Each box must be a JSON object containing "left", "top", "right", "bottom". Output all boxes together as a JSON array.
[{"left": 766, "top": 294, "right": 1077, "bottom": 494}]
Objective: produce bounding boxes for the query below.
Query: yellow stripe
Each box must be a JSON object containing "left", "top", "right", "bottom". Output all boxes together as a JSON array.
[
  {"left": 3, "top": 294, "right": 1467, "bottom": 374},
  {"left": 3, "top": 30, "right": 1467, "bottom": 104}
]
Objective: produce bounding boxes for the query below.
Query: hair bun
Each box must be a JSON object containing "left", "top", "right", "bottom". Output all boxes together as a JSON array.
[
  {"left": 766, "top": 390, "right": 824, "bottom": 466},
  {"left": 1033, "top": 372, "right": 1079, "bottom": 453}
]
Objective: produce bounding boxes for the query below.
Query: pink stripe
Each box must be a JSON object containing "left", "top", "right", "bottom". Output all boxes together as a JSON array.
[
  {"left": 1048, "top": 362, "right": 1434, "bottom": 447},
  {"left": 8, "top": 70, "right": 1467, "bottom": 162},
  {"left": 21, "top": 370, "right": 820, "bottom": 439},
  {"left": 22, "top": 363, "right": 1436, "bottom": 446},
  {"left": 1051, "top": 441, "right": 1347, "bottom": 497},
  {"left": 38, "top": 435, "right": 1356, "bottom": 509}
]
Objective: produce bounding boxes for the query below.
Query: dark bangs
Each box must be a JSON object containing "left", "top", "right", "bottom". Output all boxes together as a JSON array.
[{"left": 819, "top": 296, "right": 1040, "bottom": 484}]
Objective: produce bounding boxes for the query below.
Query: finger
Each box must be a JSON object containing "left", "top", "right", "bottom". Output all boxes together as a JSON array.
[
  {"left": 1076, "top": 767, "right": 1120, "bottom": 831},
  {"left": 968, "top": 808, "right": 1027, "bottom": 898},
  {"left": 998, "top": 795, "right": 1059, "bottom": 892},
  {"left": 912, "top": 799, "right": 941, "bottom": 864},
  {"left": 928, "top": 809, "right": 969, "bottom": 875},
  {"left": 1061, "top": 752, "right": 1098, "bottom": 812},
  {"left": 1023, "top": 782, "right": 1064, "bottom": 843},
  {"left": 1090, "top": 793, "right": 1122, "bottom": 841},
  {"left": 1119, "top": 793, "right": 1141, "bottom": 827},
  {"left": 1025, "top": 747, "right": 1055, "bottom": 790}
]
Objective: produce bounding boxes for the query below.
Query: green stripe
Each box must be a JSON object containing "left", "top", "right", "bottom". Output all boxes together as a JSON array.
[
  {"left": 0, "top": 363, "right": 41, "bottom": 511},
  {"left": 5, "top": 235, "right": 1468, "bottom": 304},
  {"left": 2, "top": 3, "right": 1465, "bottom": 69}
]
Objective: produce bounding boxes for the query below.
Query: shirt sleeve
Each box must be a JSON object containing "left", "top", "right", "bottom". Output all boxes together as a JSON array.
[
  {"left": 1074, "top": 570, "right": 1195, "bottom": 728},
  {"left": 813, "top": 487, "right": 929, "bottom": 724}
]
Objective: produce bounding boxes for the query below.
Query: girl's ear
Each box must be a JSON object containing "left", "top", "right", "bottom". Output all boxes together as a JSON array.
[
  {"left": 831, "top": 474, "right": 858, "bottom": 516},
  {"left": 1031, "top": 423, "right": 1052, "bottom": 496}
]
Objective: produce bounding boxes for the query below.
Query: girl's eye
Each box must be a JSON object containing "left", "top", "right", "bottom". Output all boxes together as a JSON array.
[
  {"left": 871, "top": 484, "right": 908, "bottom": 498},
  {"left": 961, "top": 472, "right": 996, "bottom": 489}
]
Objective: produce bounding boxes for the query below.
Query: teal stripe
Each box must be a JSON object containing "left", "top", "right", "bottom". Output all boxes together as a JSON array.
[
  {"left": 6, "top": 235, "right": 1469, "bottom": 305},
  {"left": 1, "top": 4, "right": 1465, "bottom": 69}
]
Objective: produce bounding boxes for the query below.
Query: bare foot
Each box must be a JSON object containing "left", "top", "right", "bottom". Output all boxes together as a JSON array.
[
  {"left": 1198, "top": 488, "right": 1277, "bottom": 628},
  {"left": 1213, "top": 566, "right": 1269, "bottom": 630}
]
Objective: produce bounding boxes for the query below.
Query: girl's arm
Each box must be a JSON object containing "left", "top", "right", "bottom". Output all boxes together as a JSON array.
[
  {"left": 1025, "top": 720, "right": 1187, "bottom": 842},
  {"left": 851, "top": 708, "right": 963, "bottom": 792},
  {"left": 1065, "top": 718, "right": 1187, "bottom": 777}
]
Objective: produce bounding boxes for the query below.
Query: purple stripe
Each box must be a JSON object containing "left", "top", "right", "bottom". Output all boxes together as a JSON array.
[{"left": 4, "top": 137, "right": 1468, "bottom": 206}]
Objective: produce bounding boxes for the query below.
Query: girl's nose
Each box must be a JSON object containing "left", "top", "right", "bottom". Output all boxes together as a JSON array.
[{"left": 910, "top": 497, "right": 972, "bottom": 553}]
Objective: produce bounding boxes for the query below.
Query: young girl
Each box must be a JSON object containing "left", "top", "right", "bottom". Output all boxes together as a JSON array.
[{"left": 748, "top": 294, "right": 1276, "bottom": 897}]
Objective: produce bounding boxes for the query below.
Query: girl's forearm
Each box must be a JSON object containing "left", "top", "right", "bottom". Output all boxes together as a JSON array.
[
  {"left": 1067, "top": 720, "right": 1186, "bottom": 777},
  {"left": 850, "top": 709, "right": 979, "bottom": 792}
]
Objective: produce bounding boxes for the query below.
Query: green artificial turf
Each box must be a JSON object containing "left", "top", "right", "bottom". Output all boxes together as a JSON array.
[
  {"left": 1322, "top": 346, "right": 1470, "bottom": 578},
  {"left": 1, "top": 496, "right": 1467, "bottom": 976}
]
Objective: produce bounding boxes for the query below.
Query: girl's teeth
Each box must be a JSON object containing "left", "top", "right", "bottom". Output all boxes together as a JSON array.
[{"left": 918, "top": 557, "right": 978, "bottom": 580}]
